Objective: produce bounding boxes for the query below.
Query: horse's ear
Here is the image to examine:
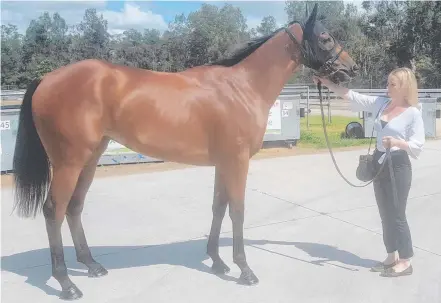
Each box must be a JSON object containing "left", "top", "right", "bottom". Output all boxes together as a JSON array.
[{"left": 306, "top": 3, "right": 318, "bottom": 25}]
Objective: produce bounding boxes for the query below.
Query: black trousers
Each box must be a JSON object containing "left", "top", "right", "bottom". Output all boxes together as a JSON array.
[{"left": 373, "top": 149, "right": 414, "bottom": 259}]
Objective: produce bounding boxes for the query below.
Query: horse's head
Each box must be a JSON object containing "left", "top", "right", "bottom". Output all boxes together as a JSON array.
[{"left": 285, "top": 3, "right": 359, "bottom": 84}]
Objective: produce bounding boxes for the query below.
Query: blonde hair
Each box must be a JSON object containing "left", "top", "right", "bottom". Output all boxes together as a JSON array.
[{"left": 389, "top": 67, "right": 419, "bottom": 106}]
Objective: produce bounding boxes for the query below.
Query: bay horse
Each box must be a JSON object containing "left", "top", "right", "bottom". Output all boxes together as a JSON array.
[{"left": 12, "top": 4, "right": 358, "bottom": 300}]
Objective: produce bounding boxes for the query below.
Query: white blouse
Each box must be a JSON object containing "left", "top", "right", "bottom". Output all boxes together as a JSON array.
[{"left": 345, "top": 90, "right": 425, "bottom": 163}]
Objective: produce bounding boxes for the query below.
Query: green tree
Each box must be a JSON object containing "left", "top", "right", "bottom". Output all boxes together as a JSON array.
[
  {"left": 256, "top": 16, "right": 277, "bottom": 36},
  {"left": 69, "top": 8, "right": 110, "bottom": 61},
  {"left": 1, "top": 2, "right": 439, "bottom": 89},
  {"left": 19, "top": 12, "right": 70, "bottom": 83},
  {"left": 1, "top": 24, "right": 23, "bottom": 86},
  {"left": 184, "top": 3, "right": 249, "bottom": 67}
]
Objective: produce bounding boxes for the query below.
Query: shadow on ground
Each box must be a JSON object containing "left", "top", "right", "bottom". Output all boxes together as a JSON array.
[{"left": 1, "top": 237, "right": 378, "bottom": 297}]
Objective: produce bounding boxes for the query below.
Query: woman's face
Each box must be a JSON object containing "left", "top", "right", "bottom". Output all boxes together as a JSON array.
[{"left": 387, "top": 75, "right": 402, "bottom": 100}]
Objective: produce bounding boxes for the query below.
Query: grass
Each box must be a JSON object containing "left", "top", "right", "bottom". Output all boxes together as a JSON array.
[{"left": 298, "top": 115, "right": 372, "bottom": 149}]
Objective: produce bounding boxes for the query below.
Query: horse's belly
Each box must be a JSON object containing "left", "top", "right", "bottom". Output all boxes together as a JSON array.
[
  {"left": 138, "top": 134, "right": 211, "bottom": 165},
  {"left": 112, "top": 122, "right": 213, "bottom": 166}
]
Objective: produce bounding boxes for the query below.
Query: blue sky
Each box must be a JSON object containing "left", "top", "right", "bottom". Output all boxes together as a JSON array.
[
  {"left": 105, "top": 1, "right": 194, "bottom": 21},
  {"left": 0, "top": 0, "right": 293, "bottom": 34},
  {"left": 1, "top": 1, "right": 361, "bottom": 35},
  {"left": 105, "top": 1, "right": 210, "bottom": 23}
]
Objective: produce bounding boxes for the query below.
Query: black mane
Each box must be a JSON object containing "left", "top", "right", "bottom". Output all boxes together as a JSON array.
[{"left": 208, "top": 21, "right": 300, "bottom": 67}]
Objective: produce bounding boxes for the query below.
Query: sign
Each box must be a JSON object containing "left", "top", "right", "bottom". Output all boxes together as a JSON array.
[
  {"left": 1, "top": 120, "right": 11, "bottom": 131},
  {"left": 266, "top": 99, "right": 281, "bottom": 134},
  {"left": 283, "top": 101, "right": 293, "bottom": 110}
]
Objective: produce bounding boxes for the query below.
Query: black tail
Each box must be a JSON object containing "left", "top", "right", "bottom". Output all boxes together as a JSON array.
[{"left": 12, "top": 78, "right": 51, "bottom": 218}]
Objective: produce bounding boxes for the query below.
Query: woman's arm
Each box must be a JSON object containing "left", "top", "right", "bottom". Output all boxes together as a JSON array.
[
  {"left": 312, "top": 76, "right": 382, "bottom": 112},
  {"left": 405, "top": 108, "right": 425, "bottom": 159}
]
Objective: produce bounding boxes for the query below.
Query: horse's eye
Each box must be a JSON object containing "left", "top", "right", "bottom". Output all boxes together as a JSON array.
[
  {"left": 319, "top": 33, "right": 333, "bottom": 44},
  {"left": 319, "top": 32, "right": 329, "bottom": 39}
]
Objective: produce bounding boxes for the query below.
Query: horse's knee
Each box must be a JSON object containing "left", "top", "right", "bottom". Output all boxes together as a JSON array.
[
  {"left": 229, "top": 205, "right": 244, "bottom": 224},
  {"left": 66, "top": 199, "right": 84, "bottom": 217},
  {"left": 212, "top": 198, "right": 227, "bottom": 216}
]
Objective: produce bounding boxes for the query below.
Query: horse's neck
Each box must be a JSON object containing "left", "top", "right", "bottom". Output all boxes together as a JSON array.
[{"left": 236, "top": 30, "right": 301, "bottom": 109}]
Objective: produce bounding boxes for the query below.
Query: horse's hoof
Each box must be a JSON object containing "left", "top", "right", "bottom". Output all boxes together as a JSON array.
[
  {"left": 88, "top": 264, "right": 108, "bottom": 278},
  {"left": 211, "top": 260, "right": 230, "bottom": 274},
  {"left": 59, "top": 285, "right": 83, "bottom": 301},
  {"left": 239, "top": 270, "right": 259, "bottom": 285}
]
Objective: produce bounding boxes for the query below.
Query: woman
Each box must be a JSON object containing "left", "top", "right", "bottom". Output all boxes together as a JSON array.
[{"left": 313, "top": 67, "right": 425, "bottom": 277}]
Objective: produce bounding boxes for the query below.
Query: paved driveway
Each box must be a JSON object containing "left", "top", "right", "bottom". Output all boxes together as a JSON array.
[{"left": 2, "top": 140, "right": 441, "bottom": 303}]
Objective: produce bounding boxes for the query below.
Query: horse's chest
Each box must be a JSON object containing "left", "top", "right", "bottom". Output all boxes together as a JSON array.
[
  {"left": 241, "top": 115, "right": 268, "bottom": 150},
  {"left": 216, "top": 100, "right": 268, "bottom": 151}
]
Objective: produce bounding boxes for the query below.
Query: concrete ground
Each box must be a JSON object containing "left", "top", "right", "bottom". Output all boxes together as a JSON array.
[{"left": 2, "top": 140, "right": 441, "bottom": 303}]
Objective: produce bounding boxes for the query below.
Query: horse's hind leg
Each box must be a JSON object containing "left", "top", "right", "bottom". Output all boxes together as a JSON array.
[
  {"left": 44, "top": 139, "right": 108, "bottom": 300},
  {"left": 43, "top": 164, "right": 84, "bottom": 300},
  {"left": 66, "top": 138, "right": 109, "bottom": 278},
  {"left": 207, "top": 167, "right": 230, "bottom": 274}
]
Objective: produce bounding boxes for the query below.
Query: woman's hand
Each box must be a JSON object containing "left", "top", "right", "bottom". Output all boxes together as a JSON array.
[
  {"left": 382, "top": 136, "right": 409, "bottom": 151},
  {"left": 311, "top": 75, "right": 349, "bottom": 99},
  {"left": 312, "top": 75, "right": 328, "bottom": 85},
  {"left": 382, "top": 136, "right": 400, "bottom": 149}
]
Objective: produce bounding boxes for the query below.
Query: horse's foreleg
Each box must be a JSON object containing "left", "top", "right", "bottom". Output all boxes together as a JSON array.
[
  {"left": 43, "top": 165, "right": 84, "bottom": 300},
  {"left": 221, "top": 154, "right": 259, "bottom": 285},
  {"left": 207, "top": 167, "right": 230, "bottom": 274},
  {"left": 66, "top": 139, "right": 109, "bottom": 278}
]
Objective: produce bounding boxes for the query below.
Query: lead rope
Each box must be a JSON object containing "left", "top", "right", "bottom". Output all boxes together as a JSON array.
[{"left": 316, "top": 81, "right": 397, "bottom": 197}]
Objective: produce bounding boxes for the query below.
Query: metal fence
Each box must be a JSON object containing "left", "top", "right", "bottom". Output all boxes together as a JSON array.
[
  {"left": 281, "top": 86, "right": 441, "bottom": 137},
  {"left": 0, "top": 90, "right": 26, "bottom": 101},
  {"left": 281, "top": 86, "right": 441, "bottom": 132}
]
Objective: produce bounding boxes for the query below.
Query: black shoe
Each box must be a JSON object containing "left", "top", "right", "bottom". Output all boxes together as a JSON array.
[
  {"left": 380, "top": 264, "right": 413, "bottom": 277},
  {"left": 370, "top": 261, "right": 397, "bottom": 272}
]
